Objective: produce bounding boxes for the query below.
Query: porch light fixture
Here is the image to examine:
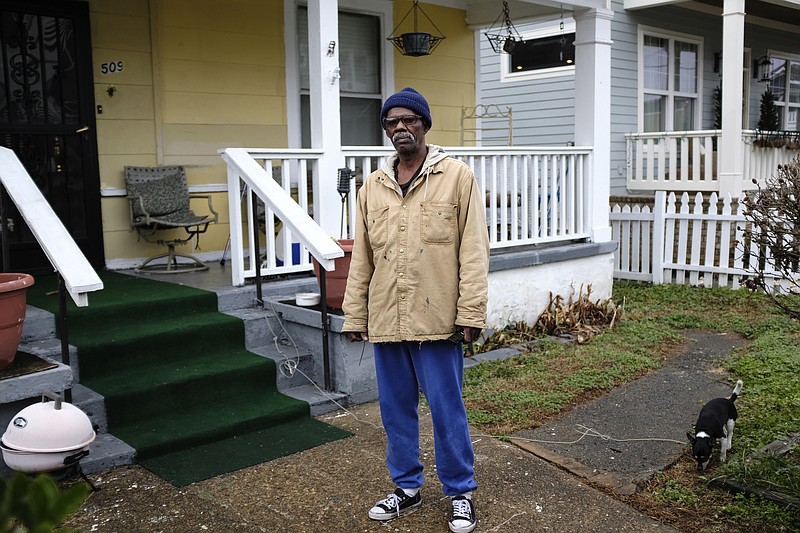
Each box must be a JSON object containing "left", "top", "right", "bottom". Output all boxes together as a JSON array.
[
  {"left": 387, "top": 0, "right": 446, "bottom": 57},
  {"left": 754, "top": 55, "right": 772, "bottom": 82},
  {"left": 484, "top": 1, "right": 524, "bottom": 54}
]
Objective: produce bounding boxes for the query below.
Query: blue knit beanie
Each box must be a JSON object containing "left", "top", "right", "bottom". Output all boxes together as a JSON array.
[{"left": 380, "top": 87, "right": 432, "bottom": 128}]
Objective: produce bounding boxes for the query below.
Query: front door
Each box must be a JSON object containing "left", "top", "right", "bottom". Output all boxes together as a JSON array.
[{"left": 0, "top": 0, "right": 104, "bottom": 273}]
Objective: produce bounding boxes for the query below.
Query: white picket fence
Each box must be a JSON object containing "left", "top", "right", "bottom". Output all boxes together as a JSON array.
[{"left": 611, "top": 190, "right": 760, "bottom": 288}]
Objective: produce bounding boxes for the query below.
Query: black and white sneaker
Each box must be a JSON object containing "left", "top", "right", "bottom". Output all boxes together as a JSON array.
[
  {"left": 449, "top": 495, "right": 476, "bottom": 533},
  {"left": 368, "top": 488, "right": 422, "bottom": 521}
]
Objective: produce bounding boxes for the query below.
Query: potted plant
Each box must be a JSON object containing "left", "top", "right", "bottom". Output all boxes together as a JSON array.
[
  {"left": 312, "top": 238, "right": 353, "bottom": 309},
  {"left": 0, "top": 273, "right": 35, "bottom": 370}
]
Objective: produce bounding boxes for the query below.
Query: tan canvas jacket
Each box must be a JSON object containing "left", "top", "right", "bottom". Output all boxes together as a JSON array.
[{"left": 341, "top": 145, "right": 489, "bottom": 343}]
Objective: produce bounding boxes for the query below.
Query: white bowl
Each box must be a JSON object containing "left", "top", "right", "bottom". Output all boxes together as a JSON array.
[{"left": 295, "top": 292, "right": 321, "bottom": 306}]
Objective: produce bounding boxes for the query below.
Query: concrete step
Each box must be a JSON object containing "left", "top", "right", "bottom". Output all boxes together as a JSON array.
[
  {"left": 20, "top": 305, "right": 56, "bottom": 343},
  {"left": 2, "top": 275, "right": 329, "bottom": 479},
  {"left": 216, "top": 276, "right": 318, "bottom": 312},
  {"left": 81, "top": 432, "right": 136, "bottom": 476},
  {"left": 0, "top": 358, "right": 72, "bottom": 407},
  {"left": 281, "top": 383, "right": 348, "bottom": 416}
]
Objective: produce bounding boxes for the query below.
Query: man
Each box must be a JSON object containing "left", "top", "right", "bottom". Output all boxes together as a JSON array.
[{"left": 341, "top": 87, "right": 489, "bottom": 533}]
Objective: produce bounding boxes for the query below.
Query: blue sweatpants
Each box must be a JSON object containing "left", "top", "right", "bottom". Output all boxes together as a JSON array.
[{"left": 373, "top": 340, "right": 477, "bottom": 496}]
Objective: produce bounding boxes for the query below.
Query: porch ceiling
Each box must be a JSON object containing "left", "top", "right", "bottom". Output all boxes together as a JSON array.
[
  {"left": 625, "top": 0, "right": 800, "bottom": 23},
  {"left": 465, "top": 0, "right": 608, "bottom": 26}
]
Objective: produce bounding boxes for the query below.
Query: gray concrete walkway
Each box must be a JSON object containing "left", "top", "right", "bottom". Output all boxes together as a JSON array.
[
  {"left": 67, "top": 399, "right": 682, "bottom": 532},
  {"left": 513, "top": 330, "right": 747, "bottom": 496}
]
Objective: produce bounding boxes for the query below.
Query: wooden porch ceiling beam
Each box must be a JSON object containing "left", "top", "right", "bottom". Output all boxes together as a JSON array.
[
  {"left": 623, "top": 0, "right": 683, "bottom": 9},
  {"left": 515, "top": 0, "right": 609, "bottom": 10}
]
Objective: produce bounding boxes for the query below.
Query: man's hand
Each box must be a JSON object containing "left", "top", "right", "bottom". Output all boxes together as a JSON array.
[
  {"left": 345, "top": 331, "right": 369, "bottom": 342},
  {"left": 462, "top": 327, "right": 481, "bottom": 343}
]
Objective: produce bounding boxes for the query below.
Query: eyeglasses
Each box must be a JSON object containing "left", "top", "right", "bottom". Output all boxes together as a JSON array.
[{"left": 382, "top": 115, "right": 422, "bottom": 130}]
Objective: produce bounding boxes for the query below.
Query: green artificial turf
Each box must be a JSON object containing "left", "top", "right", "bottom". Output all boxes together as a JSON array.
[{"left": 27, "top": 271, "right": 350, "bottom": 486}]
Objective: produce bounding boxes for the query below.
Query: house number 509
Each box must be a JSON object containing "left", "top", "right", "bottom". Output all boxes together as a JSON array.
[{"left": 100, "top": 61, "right": 124, "bottom": 74}]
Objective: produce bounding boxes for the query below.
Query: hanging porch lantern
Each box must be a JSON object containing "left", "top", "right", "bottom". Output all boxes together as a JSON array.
[
  {"left": 754, "top": 56, "right": 772, "bottom": 82},
  {"left": 387, "top": 0, "right": 446, "bottom": 57},
  {"left": 484, "top": 1, "right": 524, "bottom": 54}
]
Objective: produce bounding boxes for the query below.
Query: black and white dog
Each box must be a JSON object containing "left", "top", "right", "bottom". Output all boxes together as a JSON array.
[{"left": 687, "top": 380, "right": 743, "bottom": 471}]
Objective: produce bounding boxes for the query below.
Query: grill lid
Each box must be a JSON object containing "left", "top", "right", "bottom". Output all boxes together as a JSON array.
[{"left": 1, "top": 395, "right": 95, "bottom": 453}]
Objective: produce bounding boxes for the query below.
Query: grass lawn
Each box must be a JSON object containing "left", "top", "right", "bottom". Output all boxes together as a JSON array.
[{"left": 463, "top": 282, "right": 800, "bottom": 533}]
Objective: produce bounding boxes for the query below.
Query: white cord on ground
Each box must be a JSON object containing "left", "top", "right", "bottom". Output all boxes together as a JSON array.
[
  {"left": 263, "top": 301, "right": 687, "bottom": 446},
  {"left": 264, "top": 301, "right": 383, "bottom": 431}
]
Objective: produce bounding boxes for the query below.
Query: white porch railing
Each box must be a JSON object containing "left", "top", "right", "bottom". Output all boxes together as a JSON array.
[
  {"left": 220, "top": 148, "right": 344, "bottom": 287},
  {"left": 0, "top": 147, "right": 102, "bottom": 306},
  {"left": 611, "top": 190, "right": 792, "bottom": 289},
  {"left": 222, "top": 146, "right": 594, "bottom": 284},
  {"left": 625, "top": 130, "right": 799, "bottom": 192}
]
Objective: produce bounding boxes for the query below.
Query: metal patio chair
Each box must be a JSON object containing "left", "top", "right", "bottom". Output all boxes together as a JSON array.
[{"left": 124, "top": 165, "right": 218, "bottom": 273}]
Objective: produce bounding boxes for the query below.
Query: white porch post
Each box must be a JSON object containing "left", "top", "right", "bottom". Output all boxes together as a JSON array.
[
  {"left": 574, "top": 8, "right": 614, "bottom": 243},
  {"left": 307, "top": 0, "right": 344, "bottom": 237},
  {"left": 719, "top": 0, "right": 745, "bottom": 197}
]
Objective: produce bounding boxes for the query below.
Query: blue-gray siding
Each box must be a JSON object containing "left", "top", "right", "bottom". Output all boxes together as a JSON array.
[{"left": 476, "top": 1, "right": 800, "bottom": 196}]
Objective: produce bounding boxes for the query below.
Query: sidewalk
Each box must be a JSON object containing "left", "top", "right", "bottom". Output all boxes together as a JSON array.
[
  {"left": 66, "top": 329, "right": 746, "bottom": 532},
  {"left": 513, "top": 330, "right": 748, "bottom": 496},
  {"left": 67, "top": 397, "right": 680, "bottom": 532}
]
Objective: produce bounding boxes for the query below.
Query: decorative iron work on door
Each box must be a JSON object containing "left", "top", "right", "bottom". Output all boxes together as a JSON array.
[
  {"left": 0, "top": 10, "right": 80, "bottom": 126},
  {"left": 0, "top": 1, "right": 103, "bottom": 272}
]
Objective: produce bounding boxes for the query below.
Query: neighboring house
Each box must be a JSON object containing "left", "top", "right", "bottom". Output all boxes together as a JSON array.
[
  {"left": 1, "top": 0, "right": 621, "bottom": 329},
  {"left": 475, "top": 0, "right": 800, "bottom": 197}
]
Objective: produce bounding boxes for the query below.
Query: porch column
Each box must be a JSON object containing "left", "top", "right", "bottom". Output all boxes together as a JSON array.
[
  {"left": 574, "top": 8, "right": 614, "bottom": 243},
  {"left": 307, "top": 0, "right": 344, "bottom": 237},
  {"left": 719, "top": 0, "right": 745, "bottom": 197}
]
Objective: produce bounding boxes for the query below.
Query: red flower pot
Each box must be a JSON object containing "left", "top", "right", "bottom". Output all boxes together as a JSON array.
[
  {"left": 0, "top": 273, "right": 35, "bottom": 371},
  {"left": 313, "top": 239, "right": 353, "bottom": 309}
]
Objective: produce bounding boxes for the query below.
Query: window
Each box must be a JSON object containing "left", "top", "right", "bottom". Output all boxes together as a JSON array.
[
  {"left": 298, "top": 8, "right": 383, "bottom": 146},
  {"left": 509, "top": 33, "right": 575, "bottom": 72},
  {"left": 500, "top": 20, "right": 575, "bottom": 82},
  {"left": 767, "top": 53, "right": 800, "bottom": 131},
  {"left": 640, "top": 29, "right": 701, "bottom": 132}
]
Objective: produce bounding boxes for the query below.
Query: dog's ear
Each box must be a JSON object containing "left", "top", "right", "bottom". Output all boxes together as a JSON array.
[{"left": 686, "top": 431, "right": 696, "bottom": 444}]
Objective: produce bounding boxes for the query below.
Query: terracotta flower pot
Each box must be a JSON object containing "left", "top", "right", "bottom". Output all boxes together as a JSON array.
[
  {"left": 313, "top": 239, "right": 353, "bottom": 309},
  {"left": 0, "top": 273, "right": 35, "bottom": 371}
]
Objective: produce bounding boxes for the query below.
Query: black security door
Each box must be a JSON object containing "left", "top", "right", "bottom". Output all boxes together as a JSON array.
[{"left": 0, "top": 0, "right": 104, "bottom": 273}]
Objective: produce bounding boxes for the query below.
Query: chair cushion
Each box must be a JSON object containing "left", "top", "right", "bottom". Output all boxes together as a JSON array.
[
  {"left": 127, "top": 173, "right": 189, "bottom": 217},
  {"left": 148, "top": 208, "right": 214, "bottom": 228}
]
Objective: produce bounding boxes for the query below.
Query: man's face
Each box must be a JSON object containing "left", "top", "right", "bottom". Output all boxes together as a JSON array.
[{"left": 383, "top": 106, "right": 428, "bottom": 156}]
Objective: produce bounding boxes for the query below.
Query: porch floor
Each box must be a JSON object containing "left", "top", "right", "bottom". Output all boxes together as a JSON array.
[{"left": 122, "top": 260, "right": 321, "bottom": 311}]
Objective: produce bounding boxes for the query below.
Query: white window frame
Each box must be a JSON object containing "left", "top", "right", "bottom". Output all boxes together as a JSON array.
[
  {"left": 637, "top": 26, "right": 704, "bottom": 132},
  {"left": 766, "top": 49, "right": 800, "bottom": 131},
  {"left": 284, "top": 0, "right": 394, "bottom": 148},
  {"left": 500, "top": 19, "right": 576, "bottom": 83}
]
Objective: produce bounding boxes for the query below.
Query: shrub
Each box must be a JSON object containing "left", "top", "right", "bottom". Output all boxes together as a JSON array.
[{"left": 740, "top": 155, "right": 800, "bottom": 319}]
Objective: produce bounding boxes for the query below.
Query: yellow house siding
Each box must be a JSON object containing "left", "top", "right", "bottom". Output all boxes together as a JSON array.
[
  {"left": 92, "top": 0, "right": 288, "bottom": 261},
  {"left": 391, "top": 1, "right": 475, "bottom": 147},
  {"left": 160, "top": 28, "right": 283, "bottom": 66},
  {"left": 89, "top": 0, "right": 475, "bottom": 264},
  {"left": 90, "top": 12, "right": 151, "bottom": 52},
  {"left": 160, "top": 93, "right": 283, "bottom": 124},
  {"left": 161, "top": 60, "right": 286, "bottom": 95},
  {"left": 89, "top": 0, "right": 150, "bottom": 18},
  {"left": 159, "top": 0, "right": 283, "bottom": 35},
  {"left": 161, "top": 125, "right": 287, "bottom": 157},
  {"left": 90, "top": 0, "right": 158, "bottom": 261}
]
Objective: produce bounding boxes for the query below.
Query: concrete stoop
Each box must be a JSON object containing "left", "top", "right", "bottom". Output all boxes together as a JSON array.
[
  {"left": 1, "top": 308, "right": 135, "bottom": 476},
  {"left": 0, "top": 276, "right": 364, "bottom": 477}
]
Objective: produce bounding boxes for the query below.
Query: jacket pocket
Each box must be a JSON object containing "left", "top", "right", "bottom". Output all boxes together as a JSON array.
[
  {"left": 368, "top": 205, "right": 390, "bottom": 250},
  {"left": 421, "top": 202, "right": 456, "bottom": 244}
]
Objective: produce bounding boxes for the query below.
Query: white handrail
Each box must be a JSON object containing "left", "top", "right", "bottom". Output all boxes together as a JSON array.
[
  {"left": 221, "top": 147, "right": 343, "bottom": 287},
  {"left": 0, "top": 147, "right": 103, "bottom": 306}
]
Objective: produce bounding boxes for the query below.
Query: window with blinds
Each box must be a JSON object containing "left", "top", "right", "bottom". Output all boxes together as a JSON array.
[{"left": 298, "top": 7, "right": 383, "bottom": 146}]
